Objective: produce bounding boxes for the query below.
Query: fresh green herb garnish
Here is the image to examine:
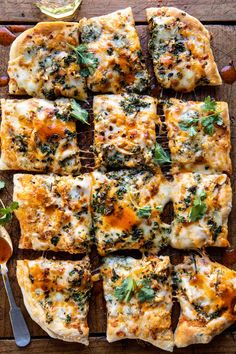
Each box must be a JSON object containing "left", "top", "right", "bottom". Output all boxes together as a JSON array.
[
  {"left": 114, "top": 276, "right": 136, "bottom": 302},
  {"left": 189, "top": 190, "right": 207, "bottom": 222},
  {"left": 0, "top": 201, "right": 19, "bottom": 225},
  {"left": 120, "top": 96, "right": 150, "bottom": 115},
  {"left": 65, "top": 314, "right": 71, "bottom": 323},
  {"left": 68, "top": 43, "right": 99, "bottom": 77},
  {"left": 0, "top": 181, "right": 5, "bottom": 190},
  {"left": 153, "top": 143, "right": 171, "bottom": 166},
  {"left": 71, "top": 99, "right": 89, "bottom": 125},
  {"left": 178, "top": 113, "right": 199, "bottom": 137},
  {"left": 202, "top": 96, "right": 217, "bottom": 112},
  {"left": 202, "top": 112, "right": 223, "bottom": 135},
  {"left": 136, "top": 279, "right": 155, "bottom": 303},
  {"left": 136, "top": 206, "right": 152, "bottom": 219},
  {"left": 202, "top": 96, "right": 223, "bottom": 135}
]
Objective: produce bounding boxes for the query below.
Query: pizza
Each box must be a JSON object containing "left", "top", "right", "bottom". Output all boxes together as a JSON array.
[
  {"left": 8, "top": 22, "right": 87, "bottom": 100},
  {"left": 93, "top": 94, "right": 159, "bottom": 169},
  {"left": 170, "top": 173, "right": 232, "bottom": 249},
  {"left": 0, "top": 98, "right": 81, "bottom": 175},
  {"left": 91, "top": 169, "right": 171, "bottom": 256},
  {"left": 174, "top": 253, "right": 236, "bottom": 347},
  {"left": 17, "top": 257, "right": 92, "bottom": 345},
  {"left": 146, "top": 7, "right": 222, "bottom": 92},
  {"left": 164, "top": 98, "right": 231, "bottom": 175},
  {"left": 101, "top": 255, "right": 173, "bottom": 351},
  {"left": 13, "top": 173, "right": 92, "bottom": 253},
  {"left": 79, "top": 7, "right": 149, "bottom": 93}
]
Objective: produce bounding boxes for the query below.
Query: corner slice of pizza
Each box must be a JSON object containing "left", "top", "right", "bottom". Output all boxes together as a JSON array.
[
  {"left": 79, "top": 7, "right": 149, "bottom": 94},
  {"left": 8, "top": 22, "right": 87, "bottom": 100},
  {"left": 93, "top": 94, "right": 159, "bottom": 169},
  {"left": 174, "top": 253, "right": 236, "bottom": 347},
  {"left": 170, "top": 173, "right": 232, "bottom": 249},
  {"left": 164, "top": 98, "right": 231, "bottom": 175},
  {"left": 146, "top": 7, "right": 222, "bottom": 92},
  {"left": 101, "top": 255, "right": 174, "bottom": 351},
  {"left": 91, "top": 169, "right": 171, "bottom": 256},
  {"left": 14, "top": 173, "right": 92, "bottom": 253},
  {"left": 17, "top": 257, "right": 92, "bottom": 345},
  {"left": 0, "top": 98, "right": 84, "bottom": 175}
]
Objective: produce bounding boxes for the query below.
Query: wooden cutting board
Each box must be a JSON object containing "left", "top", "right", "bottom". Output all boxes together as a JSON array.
[{"left": 0, "top": 1, "right": 236, "bottom": 353}]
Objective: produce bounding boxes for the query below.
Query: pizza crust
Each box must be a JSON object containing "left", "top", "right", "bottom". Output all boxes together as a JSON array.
[
  {"left": 17, "top": 257, "right": 91, "bottom": 345},
  {"left": 146, "top": 7, "right": 222, "bottom": 92}
]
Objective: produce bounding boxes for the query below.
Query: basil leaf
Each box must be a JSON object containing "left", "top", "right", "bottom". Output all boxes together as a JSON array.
[
  {"left": 71, "top": 99, "right": 89, "bottom": 125},
  {"left": 114, "top": 277, "right": 136, "bottom": 302},
  {"left": 136, "top": 206, "right": 152, "bottom": 219},
  {"left": 153, "top": 143, "right": 171, "bottom": 166}
]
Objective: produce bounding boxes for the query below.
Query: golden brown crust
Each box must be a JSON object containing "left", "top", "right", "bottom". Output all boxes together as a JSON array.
[{"left": 174, "top": 254, "right": 236, "bottom": 347}]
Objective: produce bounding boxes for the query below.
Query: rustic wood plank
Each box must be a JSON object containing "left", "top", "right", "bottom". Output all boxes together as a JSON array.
[
  {"left": 1, "top": 0, "right": 236, "bottom": 23},
  {"left": 0, "top": 23, "right": 236, "bottom": 353},
  {"left": 1, "top": 333, "right": 236, "bottom": 354}
]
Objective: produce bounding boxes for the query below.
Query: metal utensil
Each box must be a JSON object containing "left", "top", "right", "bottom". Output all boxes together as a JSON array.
[{"left": 0, "top": 226, "right": 31, "bottom": 347}]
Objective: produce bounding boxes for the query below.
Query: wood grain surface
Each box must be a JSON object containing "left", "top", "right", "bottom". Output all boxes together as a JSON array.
[{"left": 0, "top": 1, "right": 236, "bottom": 353}]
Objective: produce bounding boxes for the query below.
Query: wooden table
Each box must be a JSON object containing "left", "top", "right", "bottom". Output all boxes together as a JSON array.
[{"left": 0, "top": 1, "right": 236, "bottom": 353}]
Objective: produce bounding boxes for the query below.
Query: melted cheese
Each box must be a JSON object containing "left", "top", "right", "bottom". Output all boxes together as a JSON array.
[
  {"left": 93, "top": 94, "right": 159, "bottom": 169},
  {"left": 8, "top": 22, "right": 87, "bottom": 100},
  {"left": 17, "top": 257, "right": 91, "bottom": 345},
  {"left": 170, "top": 173, "right": 232, "bottom": 249},
  {"left": 146, "top": 7, "right": 222, "bottom": 92},
  {"left": 0, "top": 98, "right": 81, "bottom": 174},
  {"left": 101, "top": 256, "right": 174, "bottom": 351},
  {"left": 174, "top": 254, "right": 236, "bottom": 347},
  {"left": 91, "top": 169, "right": 171, "bottom": 255},
  {"left": 13, "top": 173, "right": 92, "bottom": 253},
  {"left": 79, "top": 8, "right": 149, "bottom": 93},
  {"left": 164, "top": 98, "right": 231, "bottom": 174}
]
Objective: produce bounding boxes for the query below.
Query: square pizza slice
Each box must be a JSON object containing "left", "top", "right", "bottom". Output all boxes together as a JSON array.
[
  {"left": 17, "top": 257, "right": 92, "bottom": 345},
  {"left": 91, "top": 169, "right": 171, "bottom": 256},
  {"left": 79, "top": 7, "right": 149, "bottom": 94},
  {"left": 164, "top": 98, "right": 231, "bottom": 175},
  {"left": 0, "top": 98, "right": 82, "bottom": 175},
  {"left": 174, "top": 254, "right": 236, "bottom": 347},
  {"left": 93, "top": 94, "right": 159, "bottom": 169},
  {"left": 146, "top": 7, "right": 222, "bottom": 92},
  {"left": 101, "top": 255, "right": 174, "bottom": 351},
  {"left": 8, "top": 22, "right": 87, "bottom": 100},
  {"left": 14, "top": 173, "right": 92, "bottom": 253},
  {"left": 170, "top": 173, "right": 232, "bottom": 249}
]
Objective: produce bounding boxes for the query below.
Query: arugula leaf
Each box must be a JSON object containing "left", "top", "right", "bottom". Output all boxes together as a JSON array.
[
  {"left": 0, "top": 181, "right": 5, "bottom": 190},
  {"left": 68, "top": 43, "right": 99, "bottom": 77},
  {"left": 136, "top": 279, "right": 155, "bottom": 303},
  {"left": 153, "top": 143, "right": 171, "bottom": 166},
  {"left": 136, "top": 206, "right": 152, "bottom": 219},
  {"left": 189, "top": 190, "right": 207, "bottom": 222},
  {"left": 202, "top": 112, "right": 223, "bottom": 135},
  {"left": 0, "top": 201, "right": 19, "bottom": 225},
  {"left": 71, "top": 99, "right": 89, "bottom": 125},
  {"left": 114, "top": 277, "right": 136, "bottom": 302},
  {"left": 202, "top": 96, "right": 217, "bottom": 112}
]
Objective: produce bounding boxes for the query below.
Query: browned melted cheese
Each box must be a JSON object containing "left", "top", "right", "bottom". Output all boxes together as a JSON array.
[{"left": 0, "top": 98, "right": 81, "bottom": 174}]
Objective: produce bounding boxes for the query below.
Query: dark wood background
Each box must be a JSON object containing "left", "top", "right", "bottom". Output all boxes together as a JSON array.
[{"left": 0, "top": 1, "right": 236, "bottom": 353}]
